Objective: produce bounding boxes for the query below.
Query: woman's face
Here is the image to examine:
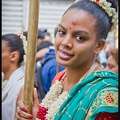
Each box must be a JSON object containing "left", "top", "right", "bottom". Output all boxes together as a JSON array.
[
  {"left": 55, "top": 9, "right": 101, "bottom": 68},
  {"left": 2, "top": 40, "right": 12, "bottom": 73},
  {"left": 104, "top": 55, "right": 118, "bottom": 74}
]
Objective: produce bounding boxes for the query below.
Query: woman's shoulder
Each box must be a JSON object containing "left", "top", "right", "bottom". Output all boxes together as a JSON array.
[
  {"left": 52, "top": 69, "right": 66, "bottom": 85},
  {"left": 94, "top": 70, "right": 118, "bottom": 78}
]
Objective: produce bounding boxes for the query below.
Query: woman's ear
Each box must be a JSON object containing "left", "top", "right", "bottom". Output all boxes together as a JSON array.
[
  {"left": 95, "top": 39, "right": 106, "bottom": 54},
  {"left": 10, "top": 51, "right": 19, "bottom": 62}
]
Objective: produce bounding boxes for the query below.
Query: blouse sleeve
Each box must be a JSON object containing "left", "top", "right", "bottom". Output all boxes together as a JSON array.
[
  {"left": 95, "top": 112, "right": 118, "bottom": 120},
  {"left": 51, "top": 69, "right": 66, "bottom": 85}
]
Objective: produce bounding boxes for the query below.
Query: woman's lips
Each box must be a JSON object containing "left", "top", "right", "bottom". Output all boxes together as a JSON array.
[{"left": 58, "top": 49, "right": 73, "bottom": 60}]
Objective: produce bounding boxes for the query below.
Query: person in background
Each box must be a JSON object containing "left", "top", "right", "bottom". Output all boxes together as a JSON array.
[
  {"left": 37, "top": 29, "right": 45, "bottom": 47},
  {"left": 104, "top": 48, "right": 118, "bottom": 74},
  {"left": 15, "top": 0, "right": 118, "bottom": 119},
  {"left": 44, "top": 31, "right": 52, "bottom": 42},
  {"left": 36, "top": 26, "right": 59, "bottom": 62},
  {"left": 35, "top": 40, "right": 54, "bottom": 73},
  {"left": 98, "top": 42, "right": 111, "bottom": 67},
  {"left": 98, "top": 48, "right": 107, "bottom": 67},
  {"left": 36, "top": 41, "right": 54, "bottom": 62},
  {"left": 36, "top": 28, "right": 53, "bottom": 71},
  {"left": 36, "top": 28, "right": 54, "bottom": 53},
  {"left": 40, "top": 46, "right": 65, "bottom": 91},
  {"left": 2, "top": 33, "right": 25, "bottom": 120}
]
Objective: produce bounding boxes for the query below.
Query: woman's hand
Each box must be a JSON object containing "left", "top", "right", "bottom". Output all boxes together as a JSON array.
[{"left": 15, "top": 88, "right": 40, "bottom": 120}]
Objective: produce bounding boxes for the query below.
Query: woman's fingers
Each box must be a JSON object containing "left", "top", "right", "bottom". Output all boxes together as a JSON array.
[
  {"left": 15, "top": 111, "right": 26, "bottom": 120},
  {"left": 33, "top": 88, "right": 39, "bottom": 107},
  {"left": 15, "top": 90, "right": 39, "bottom": 120},
  {"left": 16, "top": 106, "right": 33, "bottom": 119},
  {"left": 32, "top": 88, "right": 40, "bottom": 118},
  {"left": 17, "top": 100, "right": 27, "bottom": 111},
  {"left": 15, "top": 100, "right": 33, "bottom": 119}
]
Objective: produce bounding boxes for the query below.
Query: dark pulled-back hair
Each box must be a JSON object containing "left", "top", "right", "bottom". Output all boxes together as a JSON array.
[
  {"left": 63, "top": 0, "right": 117, "bottom": 41},
  {"left": 2, "top": 33, "right": 25, "bottom": 66}
]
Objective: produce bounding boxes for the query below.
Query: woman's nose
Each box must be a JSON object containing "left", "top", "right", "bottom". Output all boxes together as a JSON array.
[{"left": 61, "top": 35, "right": 73, "bottom": 48}]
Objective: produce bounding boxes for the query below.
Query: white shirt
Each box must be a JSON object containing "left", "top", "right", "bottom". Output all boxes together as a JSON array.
[{"left": 2, "top": 66, "right": 25, "bottom": 120}]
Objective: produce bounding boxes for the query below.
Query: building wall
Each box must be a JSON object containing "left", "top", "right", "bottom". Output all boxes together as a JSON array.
[
  {"left": 2, "top": 0, "right": 74, "bottom": 43},
  {"left": 2, "top": 0, "right": 24, "bottom": 34}
]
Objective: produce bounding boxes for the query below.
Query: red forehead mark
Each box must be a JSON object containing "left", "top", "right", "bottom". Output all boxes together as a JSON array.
[
  {"left": 96, "top": 0, "right": 100, "bottom": 2},
  {"left": 69, "top": 27, "right": 71, "bottom": 29},
  {"left": 72, "top": 21, "right": 78, "bottom": 26}
]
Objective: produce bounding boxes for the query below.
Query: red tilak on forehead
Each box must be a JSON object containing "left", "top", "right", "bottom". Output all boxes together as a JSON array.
[
  {"left": 72, "top": 21, "right": 78, "bottom": 26},
  {"left": 96, "top": 0, "right": 100, "bottom": 2}
]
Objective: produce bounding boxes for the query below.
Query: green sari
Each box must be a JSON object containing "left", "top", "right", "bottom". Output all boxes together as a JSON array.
[{"left": 54, "top": 70, "right": 118, "bottom": 120}]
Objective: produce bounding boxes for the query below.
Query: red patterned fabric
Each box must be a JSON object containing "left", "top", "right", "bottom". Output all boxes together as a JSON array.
[{"left": 95, "top": 112, "right": 118, "bottom": 120}]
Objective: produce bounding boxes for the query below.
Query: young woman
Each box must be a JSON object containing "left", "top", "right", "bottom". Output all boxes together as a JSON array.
[
  {"left": 15, "top": 0, "right": 118, "bottom": 119},
  {"left": 2, "top": 33, "right": 25, "bottom": 120}
]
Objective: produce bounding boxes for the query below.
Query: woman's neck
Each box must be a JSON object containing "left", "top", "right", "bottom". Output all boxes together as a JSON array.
[
  {"left": 62, "top": 61, "right": 102, "bottom": 92},
  {"left": 62, "top": 68, "right": 87, "bottom": 92},
  {"left": 3, "top": 66, "right": 18, "bottom": 80}
]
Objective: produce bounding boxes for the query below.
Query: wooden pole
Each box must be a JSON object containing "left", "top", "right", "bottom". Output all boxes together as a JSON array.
[{"left": 24, "top": 0, "right": 39, "bottom": 114}]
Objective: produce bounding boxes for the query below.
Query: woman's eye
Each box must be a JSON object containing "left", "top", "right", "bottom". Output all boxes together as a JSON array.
[
  {"left": 76, "top": 35, "right": 84, "bottom": 41},
  {"left": 58, "top": 30, "right": 65, "bottom": 36}
]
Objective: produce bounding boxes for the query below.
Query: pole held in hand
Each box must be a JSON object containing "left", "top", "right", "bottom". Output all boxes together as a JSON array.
[{"left": 24, "top": 0, "right": 39, "bottom": 114}]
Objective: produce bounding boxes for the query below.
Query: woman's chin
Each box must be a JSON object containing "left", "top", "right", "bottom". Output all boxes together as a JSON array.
[{"left": 56, "top": 57, "right": 68, "bottom": 67}]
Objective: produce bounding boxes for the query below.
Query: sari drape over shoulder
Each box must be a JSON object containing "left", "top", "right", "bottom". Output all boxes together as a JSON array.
[{"left": 54, "top": 70, "right": 118, "bottom": 120}]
